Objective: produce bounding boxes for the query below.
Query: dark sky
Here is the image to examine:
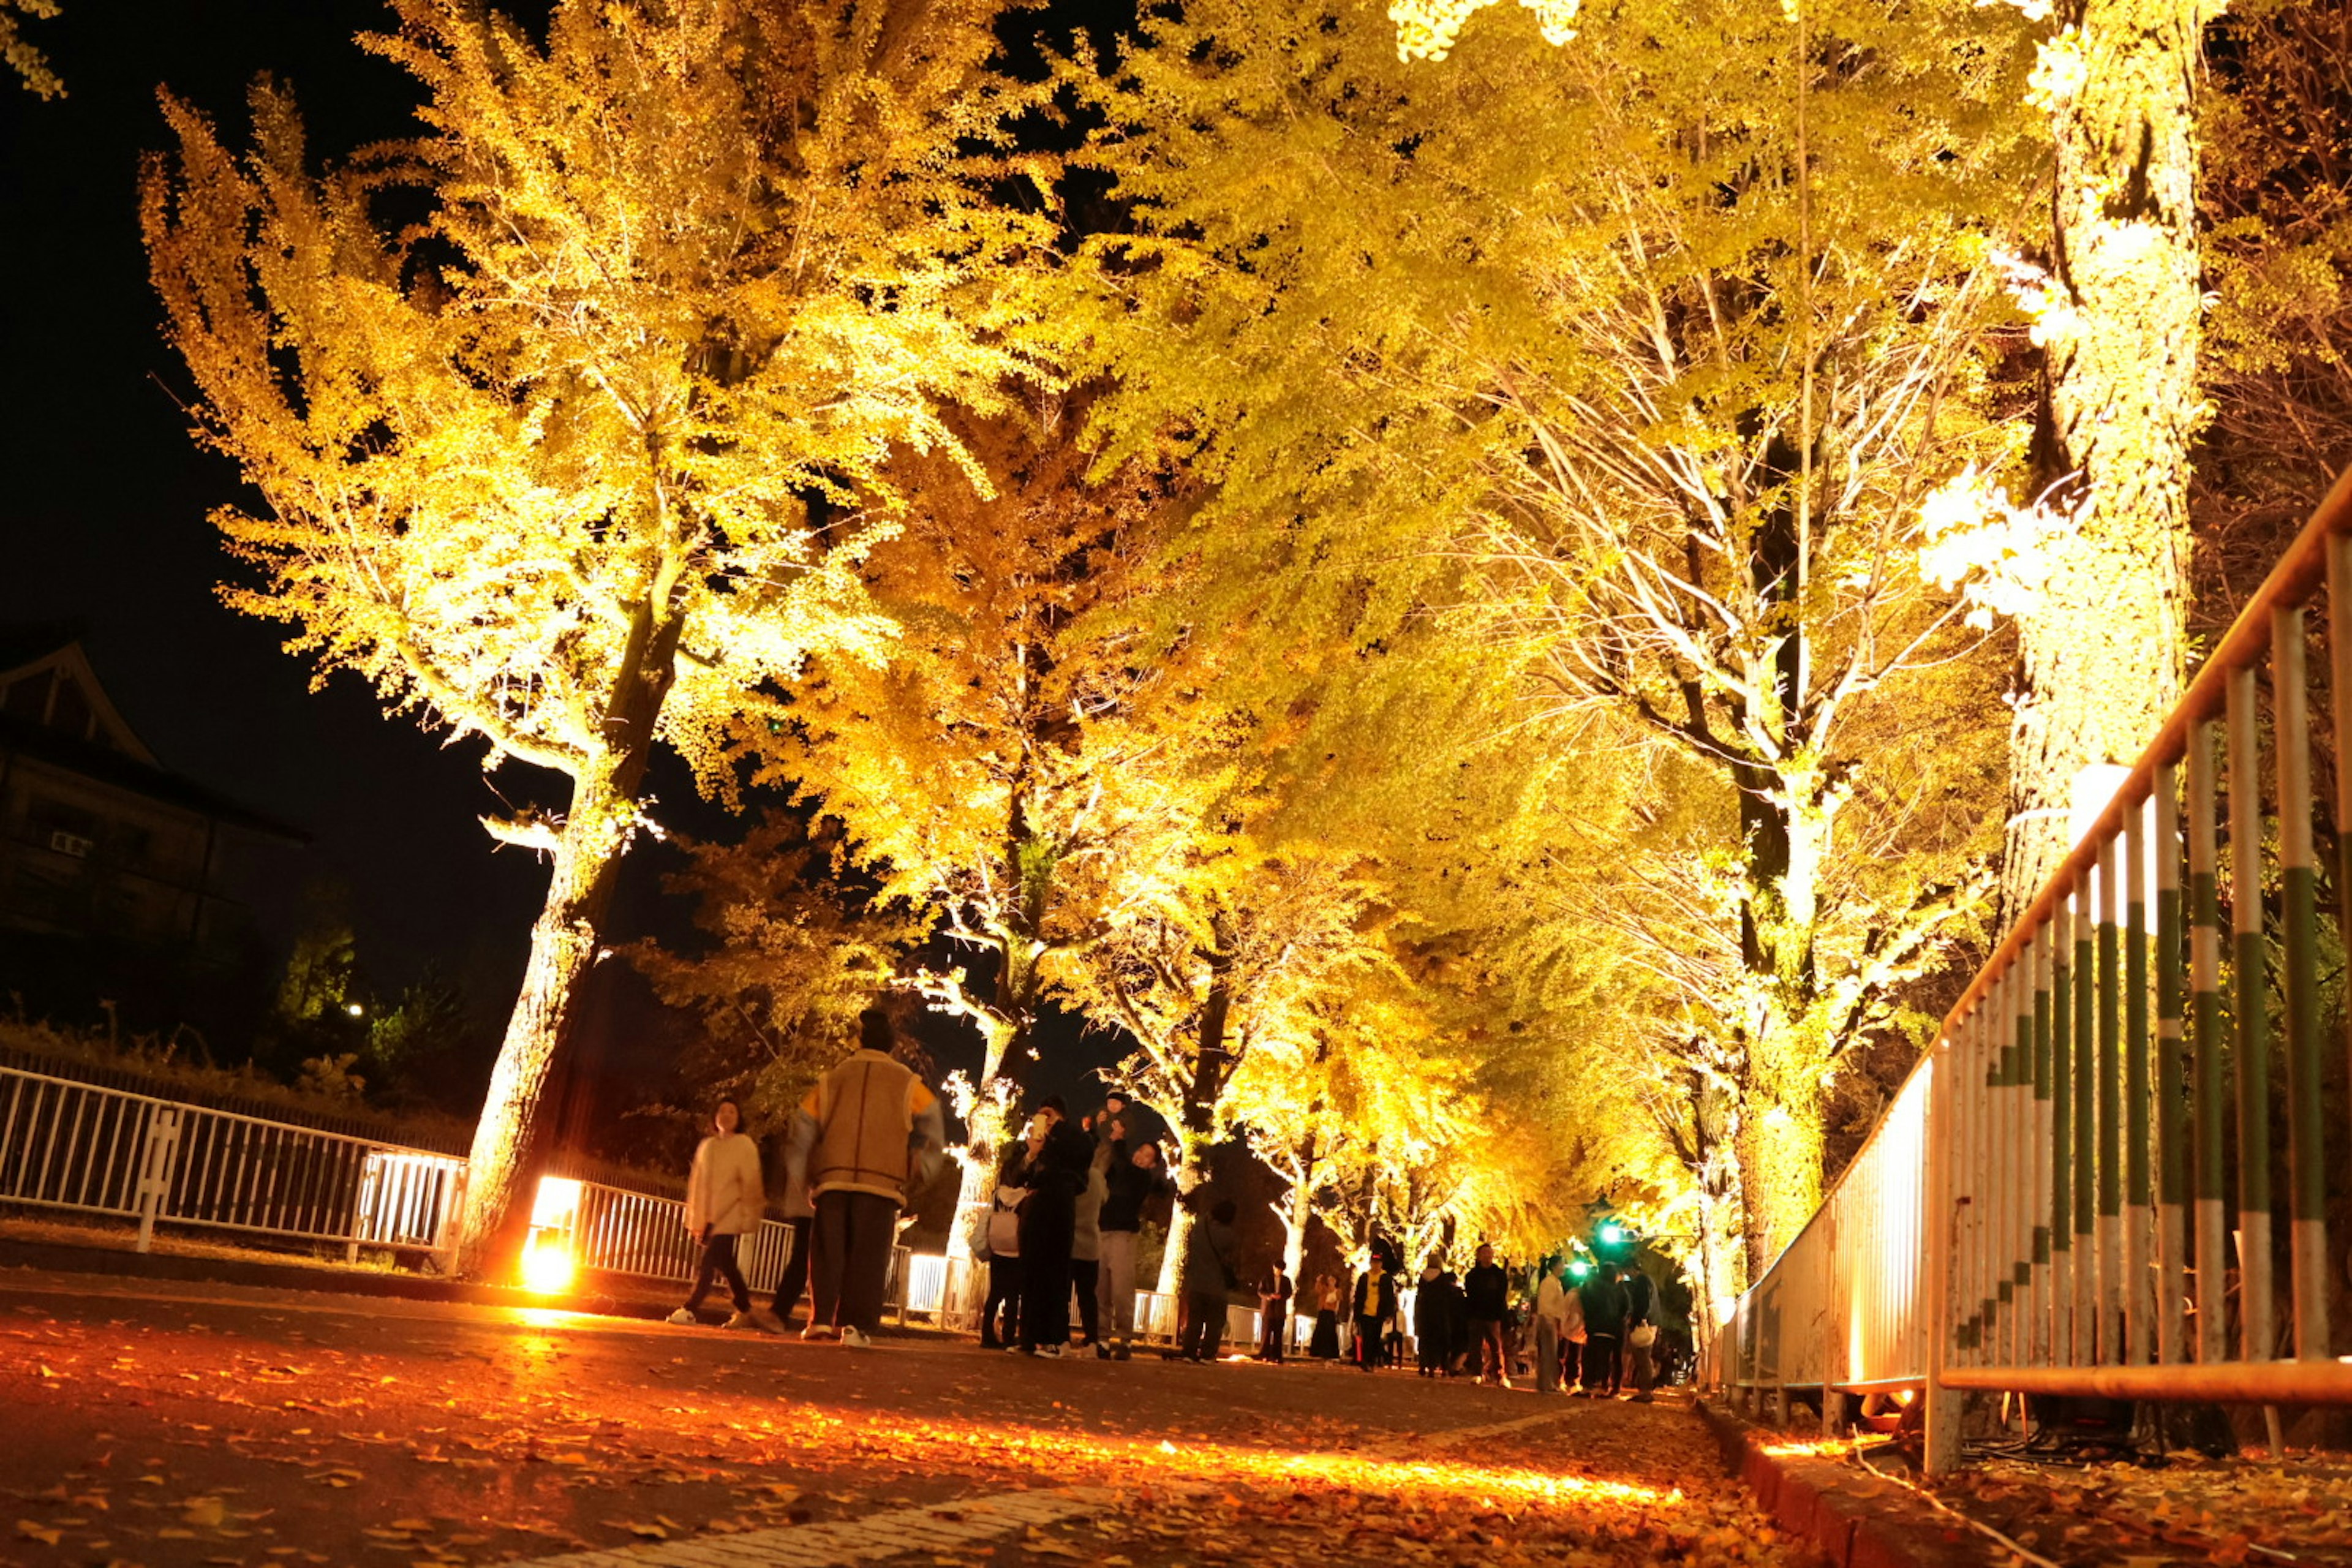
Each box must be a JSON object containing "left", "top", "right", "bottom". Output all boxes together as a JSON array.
[
  {"left": 0, "top": 0, "right": 1114, "bottom": 1122},
  {"left": 0, "top": 0, "right": 551, "bottom": 1005}
]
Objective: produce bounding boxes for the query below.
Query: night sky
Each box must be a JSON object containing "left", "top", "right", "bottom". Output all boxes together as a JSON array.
[{"left": 0, "top": 0, "right": 1112, "bottom": 1129}]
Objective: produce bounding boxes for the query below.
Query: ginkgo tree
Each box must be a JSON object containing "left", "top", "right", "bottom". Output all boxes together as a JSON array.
[
  {"left": 1072, "top": 0, "right": 2029, "bottom": 1272},
  {"left": 739, "top": 400, "right": 1207, "bottom": 1243},
  {"left": 143, "top": 0, "right": 1057, "bottom": 1273}
]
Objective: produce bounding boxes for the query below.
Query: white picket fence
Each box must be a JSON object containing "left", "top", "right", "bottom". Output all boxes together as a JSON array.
[{"left": 0, "top": 1064, "right": 464, "bottom": 1261}]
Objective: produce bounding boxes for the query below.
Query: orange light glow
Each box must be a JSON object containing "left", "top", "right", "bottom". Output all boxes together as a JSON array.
[{"left": 520, "top": 1237, "right": 575, "bottom": 1295}]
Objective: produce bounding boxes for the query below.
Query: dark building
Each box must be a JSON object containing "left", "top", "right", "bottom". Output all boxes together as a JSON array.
[{"left": 0, "top": 625, "right": 303, "bottom": 1030}]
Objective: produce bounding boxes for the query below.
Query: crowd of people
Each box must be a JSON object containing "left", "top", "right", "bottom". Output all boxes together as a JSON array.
[{"left": 658, "top": 1022, "right": 1676, "bottom": 1395}]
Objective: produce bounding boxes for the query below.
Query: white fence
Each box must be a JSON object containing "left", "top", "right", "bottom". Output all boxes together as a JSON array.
[
  {"left": 0, "top": 1061, "right": 1283, "bottom": 1348},
  {"left": 1719, "top": 1059, "right": 1934, "bottom": 1410},
  {"left": 0, "top": 1064, "right": 464, "bottom": 1260}
]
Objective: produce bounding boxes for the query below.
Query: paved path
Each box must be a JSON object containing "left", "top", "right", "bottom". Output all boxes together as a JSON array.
[{"left": 0, "top": 1270, "right": 1798, "bottom": 1567}]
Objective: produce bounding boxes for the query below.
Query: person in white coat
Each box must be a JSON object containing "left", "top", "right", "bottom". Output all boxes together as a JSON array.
[{"left": 668, "top": 1099, "right": 766, "bottom": 1329}]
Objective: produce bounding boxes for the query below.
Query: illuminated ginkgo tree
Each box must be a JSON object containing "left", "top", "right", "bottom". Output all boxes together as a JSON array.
[
  {"left": 741, "top": 403, "right": 1207, "bottom": 1244},
  {"left": 142, "top": 0, "right": 1054, "bottom": 1275}
]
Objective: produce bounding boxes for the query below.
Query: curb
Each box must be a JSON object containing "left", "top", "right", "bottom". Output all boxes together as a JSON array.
[{"left": 1696, "top": 1399, "right": 1999, "bottom": 1568}]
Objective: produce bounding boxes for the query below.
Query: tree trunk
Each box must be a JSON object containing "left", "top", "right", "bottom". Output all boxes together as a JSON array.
[
  {"left": 1733, "top": 1085, "right": 1823, "bottom": 1286},
  {"left": 1277, "top": 1133, "right": 1317, "bottom": 1283},
  {"left": 1157, "top": 941, "right": 1235, "bottom": 1307},
  {"left": 453, "top": 598, "right": 684, "bottom": 1281},
  {"left": 2003, "top": 0, "right": 2199, "bottom": 919}
]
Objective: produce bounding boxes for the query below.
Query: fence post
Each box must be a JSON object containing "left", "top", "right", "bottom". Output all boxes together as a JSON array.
[
  {"left": 1924, "top": 1037, "right": 1962, "bottom": 1475},
  {"left": 135, "top": 1107, "right": 181, "bottom": 1254}
]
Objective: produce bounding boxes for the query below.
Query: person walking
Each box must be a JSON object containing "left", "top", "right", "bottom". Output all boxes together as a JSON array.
[
  {"left": 1096, "top": 1125, "right": 1173, "bottom": 1360},
  {"left": 1308, "top": 1275, "right": 1342, "bottom": 1359},
  {"left": 1257, "top": 1260, "right": 1293, "bottom": 1363},
  {"left": 979, "top": 1144, "right": 1030, "bottom": 1350},
  {"left": 1464, "top": 1243, "right": 1512, "bottom": 1387},
  {"left": 1181, "top": 1197, "right": 1241, "bottom": 1363},
  {"left": 761, "top": 1115, "right": 813, "bottom": 1330},
  {"left": 1620, "top": 1265, "right": 1659, "bottom": 1401},
  {"left": 1351, "top": 1256, "right": 1397, "bottom": 1372},
  {"left": 668, "top": 1099, "right": 765, "bottom": 1329},
  {"left": 1577, "top": 1262, "right": 1627, "bottom": 1396},
  {"left": 1017, "top": 1096, "right": 1093, "bottom": 1357},
  {"left": 1532, "top": 1259, "right": 1569, "bottom": 1393},
  {"left": 786, "top": 1009, "right": 945, "bottom": 1349},
  {"left": 1071, "top": 1142, "right": 1110, "bottom": 1357}
]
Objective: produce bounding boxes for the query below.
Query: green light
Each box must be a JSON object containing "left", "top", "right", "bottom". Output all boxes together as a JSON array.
[
  {"left": 1569, "top": 1259, "right": 1591, "bottom": 1278},
  {"left": 1599, "top": 1222, "right": 1625, "bottom": 1245}
]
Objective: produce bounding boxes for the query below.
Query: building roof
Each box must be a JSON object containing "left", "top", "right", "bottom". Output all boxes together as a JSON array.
[{"left": 0, "top": 625, "right": 307, "bottom": 844}]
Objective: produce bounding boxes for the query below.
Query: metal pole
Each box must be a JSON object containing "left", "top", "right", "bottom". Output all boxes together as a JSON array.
[
  {"left": 2073, "top": 883, "right": 2098, "bottom": 1364},
  {"left": 2226, "top": 665, "right": 2275, "bottom": 1366},
  {"left": 2051, "top": 889, "right": 2075, "bottom": 1367},
  {"left": 2097, "top": 834, "right": 2124, "bottom": 1364},
  {"left": 2033, "top": 930, "right": 2055, "bottom": 1368},
  {"left": 2270, "top": 606, "right": 2331, "bottom": 1362},
  {"left": 2125, "top": 794, "right": 2153, "bottom": 1365},
  {"left": 2153, "top": 761, "right": 2188, "bottom": 1366},
  {"left": 2185, "top": 719, "right": 2228, "bottom": 1363}
]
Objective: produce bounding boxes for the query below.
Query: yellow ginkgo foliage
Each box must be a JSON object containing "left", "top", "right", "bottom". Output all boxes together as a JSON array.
[{"left": 141, "top": 0, "right": 1058, "bottom": 1275}]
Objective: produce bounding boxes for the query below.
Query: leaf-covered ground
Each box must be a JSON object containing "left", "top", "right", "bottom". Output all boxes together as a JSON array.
[
  {"left": 0, "top": 1270, "right": 1803, "bottom": 1567},
  {"left": 1945, "top": 1449, "right": 2352, "bottom": 1566}
]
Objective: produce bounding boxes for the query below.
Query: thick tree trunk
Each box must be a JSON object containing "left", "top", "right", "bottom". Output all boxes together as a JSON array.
[
  {"left": 453, "top": 598, "right": 683, "bottom": 1281},
  {"left": 1156, "top": 942, "right": 1235, "bottom": 1307},
  {"left": 1733, "top": 1085, "right": 1824, "bottom": 1285},
  {"left": 2003, "top": 0, "right": 2199, "bottom": 919},
  {"left": 1276, "top": 1133, "right": 1317, "bottom": 1283}
]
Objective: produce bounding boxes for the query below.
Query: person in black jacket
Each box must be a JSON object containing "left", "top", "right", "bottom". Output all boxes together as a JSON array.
[
  {"left": 1257, "top": 1261, "right": 1294, "bottom": 1362},
  {"left": 1015, "top": 1097, "right": 1093, "bottom": 1358},
  {"left": 1095, "top": 1123, "right": 1174, "bottom": 1361},
  {"left": 1620, "top": 1265, "right": 1658, "bottom": 1401},
  {"left": 1352, "top": 1256, "right": 1399, "bottom": 1371},
  {"left": 1577, "top": 1265, "right": 1627, "bottom": 1396},
  {"left": 1464, "top": 1243, "right": 1512, "bottom": 1387},
  {"left": 1413, "top": 1262, "right": 1450, "bottom": 1376}
]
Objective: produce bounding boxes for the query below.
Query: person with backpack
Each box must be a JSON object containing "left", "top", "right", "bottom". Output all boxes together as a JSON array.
[
  {"left": 667, "top": 1099, "right": 765, "bottom": 1330},
  {"left": 785, "top": 1009, "right": 945, "bottom": 1349},
  {"left": 979, "top": 1141, "right": 1030, "bottom": 1351},
  {"left": 1179, "top": 1196, "right": 1242, "bottom": 1363},
  {"left": 1413, "top": 1259, "right": 1451, "bottom": 1377},
  {"left": 1621, "top": 1265, "right": 1659, "bottom": 1401}
]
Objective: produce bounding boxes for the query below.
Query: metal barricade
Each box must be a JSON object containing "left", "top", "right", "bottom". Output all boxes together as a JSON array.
[
  {"left": 0, "top": 1064, "right": 464, "bottom": 1256},
  {"left": 1716, "top": 464, "right": 2352, "bottom": 1468}
]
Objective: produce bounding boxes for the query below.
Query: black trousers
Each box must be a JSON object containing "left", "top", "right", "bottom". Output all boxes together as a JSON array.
[
  {"left": 1071, "top": 1257, "right": 1102, "bottom": 1345},
  {"left": 1018, "top": 1194, "right": 1076, "bottom": 1350},
  {"left": 770, "top": 1216, "right": 812, "bottom": 1321},
  {"left": 685, "top": 1231, "right": 750, "bottom": 1313},
  {"left": 1260, "top": 1306, "right": 1286, "bottom": 1361},
  {"left": 1583, "top": 1331, "right": 1623, "bottom": 1393},
  {"left": 982, "top": 1255, "right": 1023, "bottom": 1345},
  {"left": 1184, "top": 1291, "right": 1226, "bottom": 1360},
  {"left": 811, "top": 1189, "right": 899, "bottom": 1335},
  {"left": 1354, "top": 1314, "right": 1384, "bottom": 1370}
]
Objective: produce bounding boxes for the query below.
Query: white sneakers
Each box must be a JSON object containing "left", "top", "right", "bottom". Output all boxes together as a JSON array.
[
  {"left": 723, "top": 1311, "right": 761, "bottom": 1331},
  {"left": 1034, "top": 1343, "right": 1065, "bottom": 1359},
  {"left": 665, "top": 1308, "right": 696, "bottom": 1325},
  {"left": 839, "top": 1325, "right": 872, "bottom": 1350},
  {"left": 801, "top": 1323, "right": 840, "bottom": 1342}
]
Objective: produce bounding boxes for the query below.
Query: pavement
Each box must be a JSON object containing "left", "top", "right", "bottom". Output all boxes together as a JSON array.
[{"left": 0, "top": 1267, "right": 1809, "bottom": 1568}]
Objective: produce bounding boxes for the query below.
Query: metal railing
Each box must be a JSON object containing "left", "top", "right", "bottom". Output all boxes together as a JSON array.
[
  {"left": 1717, "top": 462, "right": 2352, "bottom": 1468},
  {"left": 0, "top": 1064, "right": 464, "bottom": 1259}
]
